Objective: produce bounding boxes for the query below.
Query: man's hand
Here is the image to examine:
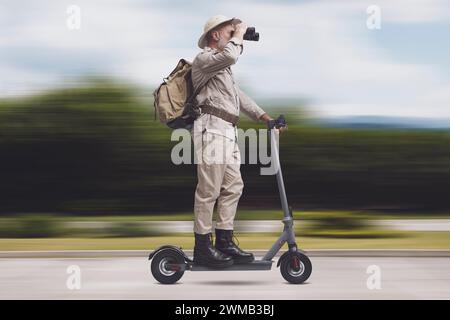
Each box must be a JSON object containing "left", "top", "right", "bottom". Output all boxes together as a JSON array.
[
  {"left": 233, "top": 22, "right": 248, "bottom": 40},
  {"left": 260, "top": 113, "right": 288, "bottom": 134}
]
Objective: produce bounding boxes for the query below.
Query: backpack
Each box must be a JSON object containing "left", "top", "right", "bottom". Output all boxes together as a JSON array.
[{"left": 153, "top": 59, "right": 205, "bottom": 130}]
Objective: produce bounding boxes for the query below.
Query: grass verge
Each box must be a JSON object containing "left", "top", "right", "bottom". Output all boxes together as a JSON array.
[{"left": 1, "top": 232, "right": 449, "bottom": 251}]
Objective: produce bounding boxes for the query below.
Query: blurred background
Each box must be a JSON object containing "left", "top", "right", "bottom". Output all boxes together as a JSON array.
[{"left": 1, "top": 0, "right": 450, "bottom": 251}]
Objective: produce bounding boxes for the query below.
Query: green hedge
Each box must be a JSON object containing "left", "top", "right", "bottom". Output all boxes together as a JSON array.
[{"left": 1, "top": 79, "right": 450, "bottom": 215}]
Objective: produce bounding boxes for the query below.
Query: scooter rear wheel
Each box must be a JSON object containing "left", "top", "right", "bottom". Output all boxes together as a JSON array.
[
  {"left": 150, "top": 249, "right": 185, "bottom": 284},
  {"left": 279, "top": 252, "right": 312, "bottom": 284}
]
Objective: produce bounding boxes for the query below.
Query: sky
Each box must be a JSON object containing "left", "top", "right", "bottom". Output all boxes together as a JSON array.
[{"left": 1, "top": 0, "right": 450, "bottom": 118}]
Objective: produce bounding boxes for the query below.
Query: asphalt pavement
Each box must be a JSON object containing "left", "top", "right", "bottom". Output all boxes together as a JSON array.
[{"left": 1, "top": 255, "right": 449, "bottom": 299}]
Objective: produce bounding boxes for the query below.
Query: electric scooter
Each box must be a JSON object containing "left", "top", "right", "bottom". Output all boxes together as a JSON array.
[{"left": 148, "top": 115, "right": 312, "bottom": 284}]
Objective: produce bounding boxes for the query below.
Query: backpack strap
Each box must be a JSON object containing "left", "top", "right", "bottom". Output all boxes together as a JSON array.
[
  {"left": 184, "top": 75, "right": 240, "bottom": 125},
  {"left": 185, "top": 74, "right": 208, "bottom": 105},
  {"left": 181, "top": 72, "right": 212, "bottom": 117}
]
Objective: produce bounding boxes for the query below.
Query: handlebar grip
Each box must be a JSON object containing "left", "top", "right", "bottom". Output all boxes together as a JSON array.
[{"left": 268, "top": 115, "right": 287, "bottom": 129}]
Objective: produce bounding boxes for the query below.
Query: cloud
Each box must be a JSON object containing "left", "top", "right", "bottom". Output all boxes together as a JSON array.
[
  {"left": 230, "top": 0, "right": 450, "bottom": 117},
  {"left": 1, "top": 0, "right": 450, "bottom": 118}
]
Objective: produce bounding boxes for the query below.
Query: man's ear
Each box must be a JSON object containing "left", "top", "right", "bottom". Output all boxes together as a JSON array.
[{"left": 211, "top": 30, "right": 220, "bottom": 41}]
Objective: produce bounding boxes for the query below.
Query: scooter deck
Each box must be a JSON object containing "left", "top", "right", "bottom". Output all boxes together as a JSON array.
[{"left": 190, "top": 260, "right": 273, "bottom": 271}]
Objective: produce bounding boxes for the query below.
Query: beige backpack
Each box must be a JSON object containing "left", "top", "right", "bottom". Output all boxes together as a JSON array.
[{"left": 153, "top": 59, "right": 205, "bottom": 129}]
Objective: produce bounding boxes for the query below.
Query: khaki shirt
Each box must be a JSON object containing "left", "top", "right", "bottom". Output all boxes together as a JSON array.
[{"left": 191, "top": 36, "right": 266, "bottom": 141}]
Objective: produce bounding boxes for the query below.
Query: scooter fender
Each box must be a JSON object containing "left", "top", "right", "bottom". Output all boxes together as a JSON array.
[{"left": 148, "top": 245, "right": 193, "bottom": 262}]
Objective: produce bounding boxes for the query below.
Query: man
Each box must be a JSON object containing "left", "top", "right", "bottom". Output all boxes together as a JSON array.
[{"left": 190, "top": 15, "right": 281, "bottom": 268}]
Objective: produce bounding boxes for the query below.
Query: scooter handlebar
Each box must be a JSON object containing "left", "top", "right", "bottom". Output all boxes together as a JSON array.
[{"left": 268, "top": 115, "right": 287, "bottom": 130}]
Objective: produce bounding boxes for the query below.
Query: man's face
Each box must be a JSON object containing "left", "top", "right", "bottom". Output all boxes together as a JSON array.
[{"left": 214, "top": 24, "right": 235, "bottom": 51}]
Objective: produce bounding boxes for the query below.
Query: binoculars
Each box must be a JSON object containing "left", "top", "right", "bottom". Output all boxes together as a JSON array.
[{"left": 243, "top": 27, "right": 259, "bottom": 41}]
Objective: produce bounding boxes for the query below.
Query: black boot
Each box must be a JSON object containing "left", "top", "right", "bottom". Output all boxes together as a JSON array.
[
  {"left": 215, "top": 229, "right": 255, "bottom": 264},
  {"left": 193, "top": 232, "right": 233, "bottom": 268}
]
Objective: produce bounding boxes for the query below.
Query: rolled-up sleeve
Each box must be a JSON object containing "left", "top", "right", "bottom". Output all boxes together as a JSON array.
[{"left": 237, "top": 86, "right": 266, "bottom": 122}]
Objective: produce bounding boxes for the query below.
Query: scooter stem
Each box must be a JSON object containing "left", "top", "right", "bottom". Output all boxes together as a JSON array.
[{"left": 268, "top": 116, "right": 291, "bottom": 219}]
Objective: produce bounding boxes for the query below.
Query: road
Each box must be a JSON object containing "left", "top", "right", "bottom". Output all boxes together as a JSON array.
[{"left": 1, "top": 255, "right": 449, "bottom": 299}]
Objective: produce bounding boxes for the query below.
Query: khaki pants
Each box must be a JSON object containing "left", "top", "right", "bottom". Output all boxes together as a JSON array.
[{"left": 192, "top": 131, "right": 244, "bottom": 234}]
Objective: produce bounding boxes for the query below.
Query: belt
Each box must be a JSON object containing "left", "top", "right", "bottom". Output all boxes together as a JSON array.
[{"left": 200, "top": 105, "right": 239, "bottom": 126}]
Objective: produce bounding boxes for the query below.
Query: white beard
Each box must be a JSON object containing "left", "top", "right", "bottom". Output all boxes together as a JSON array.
[{"left": 217, "top": 36, "right": 228, "bottom": 51}]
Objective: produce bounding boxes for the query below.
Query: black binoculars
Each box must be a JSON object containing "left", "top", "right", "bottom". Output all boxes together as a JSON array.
[{"left": 243, "top": 27, "right": 259, "bottom": 41}]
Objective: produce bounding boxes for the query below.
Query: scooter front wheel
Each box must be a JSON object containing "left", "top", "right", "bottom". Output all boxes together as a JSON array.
[
  {"left": 279, "top": 251, "right": 312, "bottom": 284},
  {"left": 150, "top": 249, "right": 185, "bottom": 284}
]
